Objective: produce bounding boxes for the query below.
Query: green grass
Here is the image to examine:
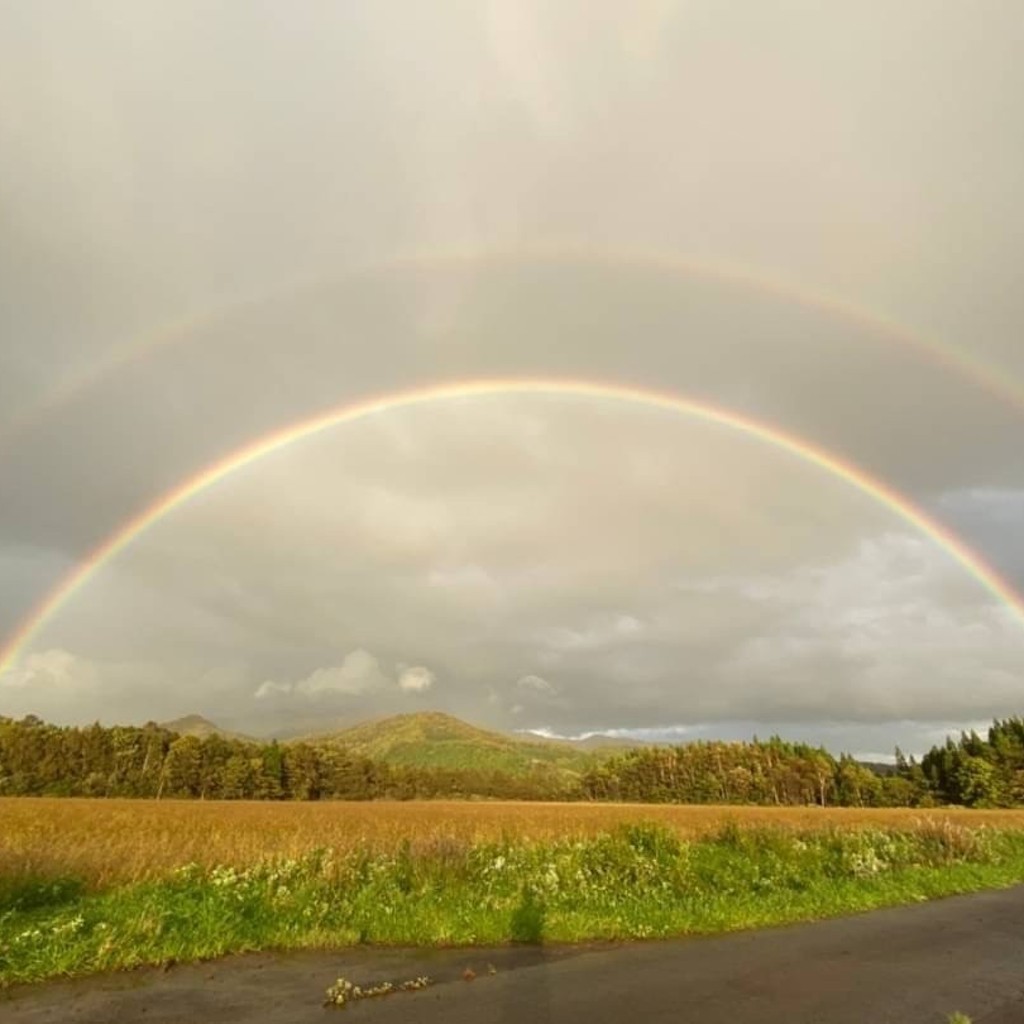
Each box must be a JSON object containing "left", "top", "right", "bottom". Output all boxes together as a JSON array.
[{"left": 3, "top": 821, "right": 1024, "bottom": 987}]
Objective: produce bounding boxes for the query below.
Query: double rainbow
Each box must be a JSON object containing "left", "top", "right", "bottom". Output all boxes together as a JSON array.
[
  {"left": 3, "top": 244, "right": 1024, "bottom": 453},
  {"left": 1, "top": 377, "right": 1022, "bottom": 680}
]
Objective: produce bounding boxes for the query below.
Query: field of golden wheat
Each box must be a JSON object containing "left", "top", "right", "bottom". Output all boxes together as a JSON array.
[{"left": 4, "top": 798, "right": 1024, "bottom": 890}]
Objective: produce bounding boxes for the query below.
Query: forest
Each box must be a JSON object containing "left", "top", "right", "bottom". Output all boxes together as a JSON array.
[{"left": 1, "top": 713, "right": 1023, "bottom": 807}]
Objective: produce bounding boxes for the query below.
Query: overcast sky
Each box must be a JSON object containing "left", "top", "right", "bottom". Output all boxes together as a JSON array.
[{"left": 1, "top": 1, "right": 1022, "bottom": 758}]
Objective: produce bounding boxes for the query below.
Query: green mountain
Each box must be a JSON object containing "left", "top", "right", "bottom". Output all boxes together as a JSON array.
[
  {"left": 302, "top": 711, "right": 600, "bottom": 775},
  {"left": 159, "top": 713, "right": 892, "bottom": 780}
]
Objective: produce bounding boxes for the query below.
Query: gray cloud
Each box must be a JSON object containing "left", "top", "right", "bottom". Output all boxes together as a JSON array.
[
  {"left": 2, "top": 2, "right": 1023, "bottom": 754},
  {"left": 3, "top": 398, "right": 1019, "bottom": 746}
]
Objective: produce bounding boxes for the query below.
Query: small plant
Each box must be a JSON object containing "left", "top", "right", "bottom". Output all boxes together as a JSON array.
[{"left": 947, "top": 1013, "right": 972, "bottom": 1024}]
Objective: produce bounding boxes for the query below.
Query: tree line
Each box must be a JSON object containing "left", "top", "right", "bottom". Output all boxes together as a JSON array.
[
  {"left": 1, "top": 713, "right": 1023, "bottom": 806},
  {"left": 581, "top": 720, "right": 1024, "bottom": 808},
  {"left": 917, "top": 717, "right": 1024, "bottom": 807},
  {"left": 0, "top": 716, "right": 570, "bottom": 801},
  {"left": 579, "top": 738, "right": 907, "bottom": 806}
]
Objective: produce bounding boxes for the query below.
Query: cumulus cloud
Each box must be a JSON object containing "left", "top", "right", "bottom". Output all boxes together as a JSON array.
[
  {"left": 295, "top": 650, "right": 388, "bottom": 696},
  {"left": 397, "top": 665, "right": 435, "bottom": 693},
  {"left": 254, "top": 650, "right": 437, "bottom": 701},
  {"left": 253, "top": 680, "right": 292, "bottom": 700},
  {"left": 0, "top": 648, "right": 246, "bottom": 727},
  {"left": 0, "top": 648, "right": 95, "bottom": 691}
]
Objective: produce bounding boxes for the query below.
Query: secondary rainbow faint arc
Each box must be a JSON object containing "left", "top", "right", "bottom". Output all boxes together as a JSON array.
[
  {"left": 3, "top": 242, "right": 1024, "bottom": 451},
  {"left": 2, "top": 377, "right": 1023, "bottom": 680}
]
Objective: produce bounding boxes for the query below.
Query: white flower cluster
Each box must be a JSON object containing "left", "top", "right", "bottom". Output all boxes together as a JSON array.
[
  {"left": 471, "top": 834, "right": 685, "bottom": 909},
  {"left": 9, "top": 914, "right": 84, "bottom": 947},
  {"left": 174, "top": 853, "right": 331, "bottom": 905},
  {"left": 845, "top": 847, "right": 886, "bottom": 878},
  {"left": 210, "top": 866, "right": 242, "bottom": 888},
  {"left": 837, "top": 830, "right": 906, "bottom": 877}
]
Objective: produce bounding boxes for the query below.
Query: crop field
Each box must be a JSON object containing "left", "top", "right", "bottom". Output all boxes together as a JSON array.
[
  {"left": 4, "top": 798, "right": 1024, "bottom": 890},
  {"left": 5, "top": 799, "right": 1024, "bottom": 988},
  {"left": 5, "top": 798, "right": 1024, "bottom": 890}
]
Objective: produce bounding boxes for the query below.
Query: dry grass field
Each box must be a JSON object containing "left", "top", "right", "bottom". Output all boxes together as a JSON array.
[
  {"left": 6, "top": 798, "right": 1024, "bottom": 987},
  {"left": 5, "top": 797, "right": 1024, "bottom": 890}
]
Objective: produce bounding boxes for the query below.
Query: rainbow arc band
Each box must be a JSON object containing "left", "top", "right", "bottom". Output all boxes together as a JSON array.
[
  {"left": 3, "top": 244, "right": 1023, "bottom": 453},
  {"left": 1, "top": 377, "right": 1022, "bottom": 680}
]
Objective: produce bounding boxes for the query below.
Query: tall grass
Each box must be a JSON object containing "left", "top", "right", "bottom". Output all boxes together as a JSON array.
[
  {"left": 4, "top": 798, "right": 1024, "bottom": 892},
  {"left": 3, "top": 819, "right": 1024, "bottom": 987}
]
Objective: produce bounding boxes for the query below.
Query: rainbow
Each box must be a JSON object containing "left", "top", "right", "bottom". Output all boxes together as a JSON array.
[
  {"left": 2, "top": 377, "right": 1022, "bottom": 680},
  {"left": 3, "top": 242, "right": 1024, "bottom": 452}
]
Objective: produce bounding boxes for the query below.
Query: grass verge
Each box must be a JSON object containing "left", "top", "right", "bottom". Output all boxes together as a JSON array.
[{"left": 3, "top": 819, "right": 1024, "bottom": 988}]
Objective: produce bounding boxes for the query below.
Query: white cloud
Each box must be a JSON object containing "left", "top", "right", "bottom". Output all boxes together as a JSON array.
[
  {"left": 398, "top": 665, "right": 435, "bottom": 693},
  {"left": 0, "top": 648, "right": 95, "bottom": 690},
  {"left": 295, "top": 649, "right": 387, "bottom": 696},
  {"left": 253, "top": 649, "right": 436, "bottom": 700},
  {"left": 522, "top": 724, "right": 698, "bottom": 743},
  {"left": 0, "top": 649, "right": 220, "bottom": 726},
  {"left": 516, "top": 673, "right": 555, "bottom": 692},
  {"left": 254, "top": 680, "right": 292, "bottom": 700}
]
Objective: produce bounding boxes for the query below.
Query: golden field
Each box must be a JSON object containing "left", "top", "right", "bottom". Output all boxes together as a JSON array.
[{"left": 4, "top": 798, "right": 1024, "bottom": 890}]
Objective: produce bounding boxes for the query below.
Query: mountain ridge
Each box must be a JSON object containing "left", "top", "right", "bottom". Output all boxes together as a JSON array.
[
  {"left": 157, "top": 711, "right": 895, "bottom": 776},
  {"left": 295, "top": 710, "right": 607, "bottom": 775}
]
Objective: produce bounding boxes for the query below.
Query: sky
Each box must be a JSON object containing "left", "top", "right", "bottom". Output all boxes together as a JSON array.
[{"left": 1, "top": 1, "right": 1022, "bottom": 758}]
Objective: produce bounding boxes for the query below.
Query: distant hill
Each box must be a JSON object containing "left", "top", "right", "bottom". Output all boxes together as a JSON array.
[
  {"left": 302, "top": 711, "right": 598, "bottom": 776},
  {"left": 160, "top": 711, "right": 898, "bottom": 779},
  {"left": 572, "top": 735, "right": 649, "bottom": 752},
  {"left": 518, "top": 730, "right": 658, "bottom": 753},
  {"left": 158, "top": 714, "right": 258, "bottom": 744}
]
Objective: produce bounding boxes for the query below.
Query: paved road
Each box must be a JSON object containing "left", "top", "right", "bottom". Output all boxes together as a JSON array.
[{"left": 5, "top": 887, "right": 1024, "bottom": 1023}]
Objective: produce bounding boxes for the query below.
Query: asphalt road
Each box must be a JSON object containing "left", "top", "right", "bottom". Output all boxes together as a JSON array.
[{"left": 5, "top": 887, "right": 1024, "bottom": 1023}]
